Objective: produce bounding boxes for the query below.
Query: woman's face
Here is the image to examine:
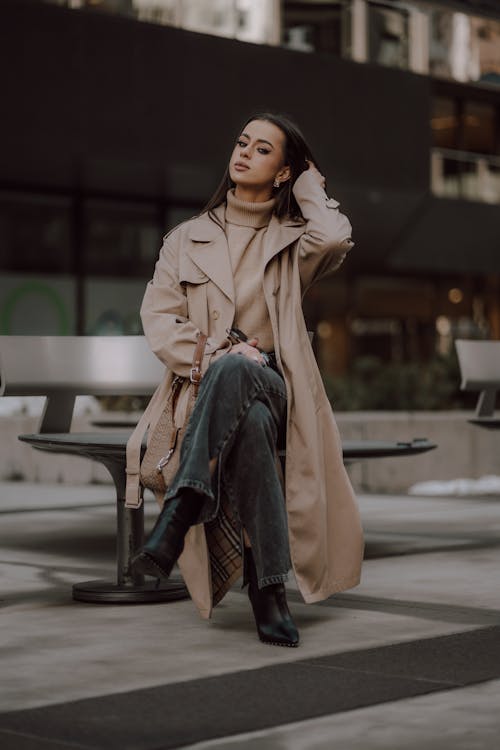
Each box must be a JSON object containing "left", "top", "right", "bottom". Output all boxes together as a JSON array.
[{"left": 229, "top": 119, "right": 291, "bottom": 193}]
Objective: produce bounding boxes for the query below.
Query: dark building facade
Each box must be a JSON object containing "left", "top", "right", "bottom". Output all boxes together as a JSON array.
[{"left": 1, "top": 0, "right": 499, "bottom": 378}]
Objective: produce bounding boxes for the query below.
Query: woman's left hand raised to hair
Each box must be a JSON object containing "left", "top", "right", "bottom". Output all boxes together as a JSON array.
[{"left": 305, "top": 160, "right": 326, "bottom": 190}]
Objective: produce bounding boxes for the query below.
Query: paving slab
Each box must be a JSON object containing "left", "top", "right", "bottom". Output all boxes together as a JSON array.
[{"left": 352, "top": 493, "right": 500, "bottom": 612}]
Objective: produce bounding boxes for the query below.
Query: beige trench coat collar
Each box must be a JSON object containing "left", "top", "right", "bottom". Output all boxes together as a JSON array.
[{"left": 186, "top": 203, "right": 305, "bottom": 303}]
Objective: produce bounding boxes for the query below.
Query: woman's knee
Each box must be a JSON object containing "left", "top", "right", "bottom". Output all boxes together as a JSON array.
[
  {"left": 207, "top": 352, "right": 259, "bottom": 382},
  {"left": 203, "top": 355, "right": 286, "bottom": 412}
]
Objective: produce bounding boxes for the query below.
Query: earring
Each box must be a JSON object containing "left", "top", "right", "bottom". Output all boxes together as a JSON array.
[{"left": 273, "top": 178, "right": 280, "bottom": 188}]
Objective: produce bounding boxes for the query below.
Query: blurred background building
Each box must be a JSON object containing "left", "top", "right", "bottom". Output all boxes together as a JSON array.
[{"left": 1, "top": 0, "right": 499, "bottom": 406}]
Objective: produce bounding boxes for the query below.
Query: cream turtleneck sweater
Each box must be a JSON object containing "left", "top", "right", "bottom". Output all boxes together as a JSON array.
[{"left": 224, "top": 189, "right": 275, "bottom": 352}]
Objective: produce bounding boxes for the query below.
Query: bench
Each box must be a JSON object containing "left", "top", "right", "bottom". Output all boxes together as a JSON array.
[
  {"left": 1, "top": 335, "right": 436, "bottom": 604},
  {"left": 455, "top": 339, "right": 500, "bottom": 430}
]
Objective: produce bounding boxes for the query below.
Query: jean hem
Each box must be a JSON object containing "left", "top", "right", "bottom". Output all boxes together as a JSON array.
[
  {"left": 259, "top": 572, "right": 289, "bottom": 588},
  {"left": 165, "top": 479, "right": 214, "bottom": 503}
]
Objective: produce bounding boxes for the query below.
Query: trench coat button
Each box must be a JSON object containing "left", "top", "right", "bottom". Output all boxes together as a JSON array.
[{"left": 212, "top": 310, "right": 220, "bottom": 320}]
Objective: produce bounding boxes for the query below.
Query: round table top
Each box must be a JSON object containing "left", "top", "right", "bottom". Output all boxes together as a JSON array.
[{"left": 19, "top": 432, "right": 437, "bottom": 460}]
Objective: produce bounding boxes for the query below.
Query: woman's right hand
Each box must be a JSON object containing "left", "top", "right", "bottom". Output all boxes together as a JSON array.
[
  {"left": 228, "top": 337, "right": 265, "bottom": 365},
  {"left": 305, "top": 160, "right": 326, "bottom": 189}
]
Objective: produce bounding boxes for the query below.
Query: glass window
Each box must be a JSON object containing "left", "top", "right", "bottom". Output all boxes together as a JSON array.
[
  {"left": 429, "top": 8, "right": 455, "bottom": 80},
  {"left": 235, "top": 0, "right": 280, "bottom": 45},
  {"left": 283, "top": 1, "right": 348, "bottom": 56},
  {"left": 180, "top": 0, "right": 237, "bottom": 38},
  {"left": 431, "top": 97, "right": 460, "bottom": 150},
  {"left": 462, "top": 101, "right": 496, "bottom": 155},
  {"left": 472, "top": 16, "right": 500, "bottom": 86},
  {"left": 179, "top": 0, "right": 280, "bottom": 44},
  {"left": 83, "top": 200, "right": 161, "bottom": 277},
  {"left": 0, "top": 272, "right": 76, "bottom": 335},
  {"left": 431, "top": 150, "right": 500, "bottom": 204},
  {"left": 429, "top": 9, "right": 500, "bottom": 87},
  {"left": 84, "top": 277, "right": 146, "bottom": 335},
  {"left": 133, "top": 0, "right": 179, "bottom": 25},
  {"left": 0, "top": 193, "right": 73, "bottom": 274},
  {"left": 368, "top": 1, "right": 409, "bottom": 70},
  {"left": 431, "top": 151, "right": 461, "bottom": 199},
  {"left": 432, "top": 97, "right": 499, "bottom": 156}
]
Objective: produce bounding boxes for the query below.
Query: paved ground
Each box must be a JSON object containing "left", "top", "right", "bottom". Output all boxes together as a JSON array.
[{"left": 1, "top": 481, "right": 500, "bottom": 748}]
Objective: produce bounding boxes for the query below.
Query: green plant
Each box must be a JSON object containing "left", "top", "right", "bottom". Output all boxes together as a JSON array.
[{"left": 323, "top": 351, "right": 472, "bottom": 411}]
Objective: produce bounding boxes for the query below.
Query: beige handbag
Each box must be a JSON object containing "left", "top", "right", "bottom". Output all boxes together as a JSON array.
[{"left": 139, "top": 333, "right": 207, "bottom": 502}]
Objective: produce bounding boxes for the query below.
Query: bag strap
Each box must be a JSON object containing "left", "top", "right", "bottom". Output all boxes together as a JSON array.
[
  {"left": 125, "top": 377, "right": 168, "bottom": 508},
  {"left": 190, "top": 332, "right": 208, "bottom": 395},
  {"left": 125, "top": 332, "right": 208, "bottom": 509},
  {"left": 155, "top": 376, "right": 184, "bottom": 472},
  {"left": 154, "top": 334, "right": 208, "bottom": 486}
]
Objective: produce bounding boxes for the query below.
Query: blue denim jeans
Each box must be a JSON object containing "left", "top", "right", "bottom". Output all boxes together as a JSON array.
[{"left": 165, "top": 354, "right": 290, "bottom": 588}]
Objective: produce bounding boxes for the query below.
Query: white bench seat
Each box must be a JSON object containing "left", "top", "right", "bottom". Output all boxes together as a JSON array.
[{"left": 455, "top": 339, "right": 500, "bottom": 430}]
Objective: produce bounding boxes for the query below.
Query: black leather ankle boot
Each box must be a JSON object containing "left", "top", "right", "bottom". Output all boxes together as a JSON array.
[
  {"left": 245, "top": 548, "right": 299, "bottom": 648},
  {"left": 131, "top": 489, "right": 201, "bottom": 580}
]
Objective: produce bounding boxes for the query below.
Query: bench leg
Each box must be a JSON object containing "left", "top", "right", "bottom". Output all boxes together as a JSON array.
[{"left": 72, "top": 457, "right": 190, "bottom": 604}]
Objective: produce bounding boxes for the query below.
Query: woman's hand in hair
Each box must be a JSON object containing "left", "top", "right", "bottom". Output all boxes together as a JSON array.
[
  {"left": 305, "top": 160, "right": 326, "bottom": 189},
  {"left": 228, "top": 337, "right": 265, "bottom": 365}
]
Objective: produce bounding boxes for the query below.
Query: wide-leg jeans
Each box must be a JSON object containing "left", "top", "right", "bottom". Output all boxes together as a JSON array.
[{"left": 165, "top": 354, "right": 291, "bottom": 588}]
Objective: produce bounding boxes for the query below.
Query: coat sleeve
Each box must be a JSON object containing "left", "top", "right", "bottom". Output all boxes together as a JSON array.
[
  {"left": 140, "top": 231, "right": 226, "bottom": 378},
  {"left": 292, "top": 169, "right": 354, "bottom": 293}
]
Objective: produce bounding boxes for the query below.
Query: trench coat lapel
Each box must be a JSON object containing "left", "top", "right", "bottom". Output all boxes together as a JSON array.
[
  {"left": 187, "top": 205, "right": 235, "bottom": 303},
  {"left": 263, "top": 214, "right": 305, "bottom": 269},
  {"left": 186, "top": 207, "right": 305, "bottom": 301}
]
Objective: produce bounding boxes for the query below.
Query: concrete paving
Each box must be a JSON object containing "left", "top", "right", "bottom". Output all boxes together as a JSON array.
[{"left": 1, "top": 481, "right": 500, "bottom": 747}]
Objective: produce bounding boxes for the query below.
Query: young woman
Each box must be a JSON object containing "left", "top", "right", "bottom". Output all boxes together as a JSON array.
[{"left": 126, "top": 113, "right": 364, "bottom": 647}]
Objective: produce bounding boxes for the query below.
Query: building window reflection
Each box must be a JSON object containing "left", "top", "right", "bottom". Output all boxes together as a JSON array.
[
  {"left": 429, "top": 7, "right": 500, "bottom": 87},
  {"left": 0, "top": 192, "right": 76, "bottom": 334},
  {"left": 431, "top": 96, "right": 499, "bottom": 157},
  {"left": 83, "top": 200, "right": 161, "bottom": 277},
  {"left": 368, "top": 1, "right": 409, "bottom": 70},
  {"left": 0, "top": 193, "right": 73, "bottom": 274},
  {"left": 84, "top": 277, "right": 146, "bottom": 335},
  {"left": 474, "top": 17, "right": 500, "bottom": 85},
  {"left": 431, "top": 96, "right": 460, "bottom": 151},
  {"left": 282, "top": 0, "right": 348, "bottom": 56},
  {"left": 180, "top": 0, "right": 279, "bottom": 44},
  {"left": 431, "top": 92, "right": 500, "bottom": 204},
  {"left": 462, "top": 100, "right": 497, "bottom": 155}
]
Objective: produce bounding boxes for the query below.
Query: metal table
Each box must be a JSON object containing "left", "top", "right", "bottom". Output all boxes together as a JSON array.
[{"left": 19, "top": 432, "right": 436, "bottom": 604}]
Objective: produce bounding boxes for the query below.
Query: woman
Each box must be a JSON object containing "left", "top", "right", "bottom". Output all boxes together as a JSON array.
[{"left": 126, "top": 113, "right": 364, "bottom": 647}]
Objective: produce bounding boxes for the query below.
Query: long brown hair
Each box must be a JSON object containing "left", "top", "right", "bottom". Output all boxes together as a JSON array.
[{"left": 201, "top": 112, "right": 321, "bottom": 227}]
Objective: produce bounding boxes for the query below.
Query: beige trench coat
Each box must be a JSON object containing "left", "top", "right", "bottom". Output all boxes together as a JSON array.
[{"left": 126, "top": 169, "right": 364, "bottom": 619}]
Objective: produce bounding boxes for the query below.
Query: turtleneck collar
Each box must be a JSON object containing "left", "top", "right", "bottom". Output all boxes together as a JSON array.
[{"left": 225, "top": 189, "right": 275, "bottom": 229}]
